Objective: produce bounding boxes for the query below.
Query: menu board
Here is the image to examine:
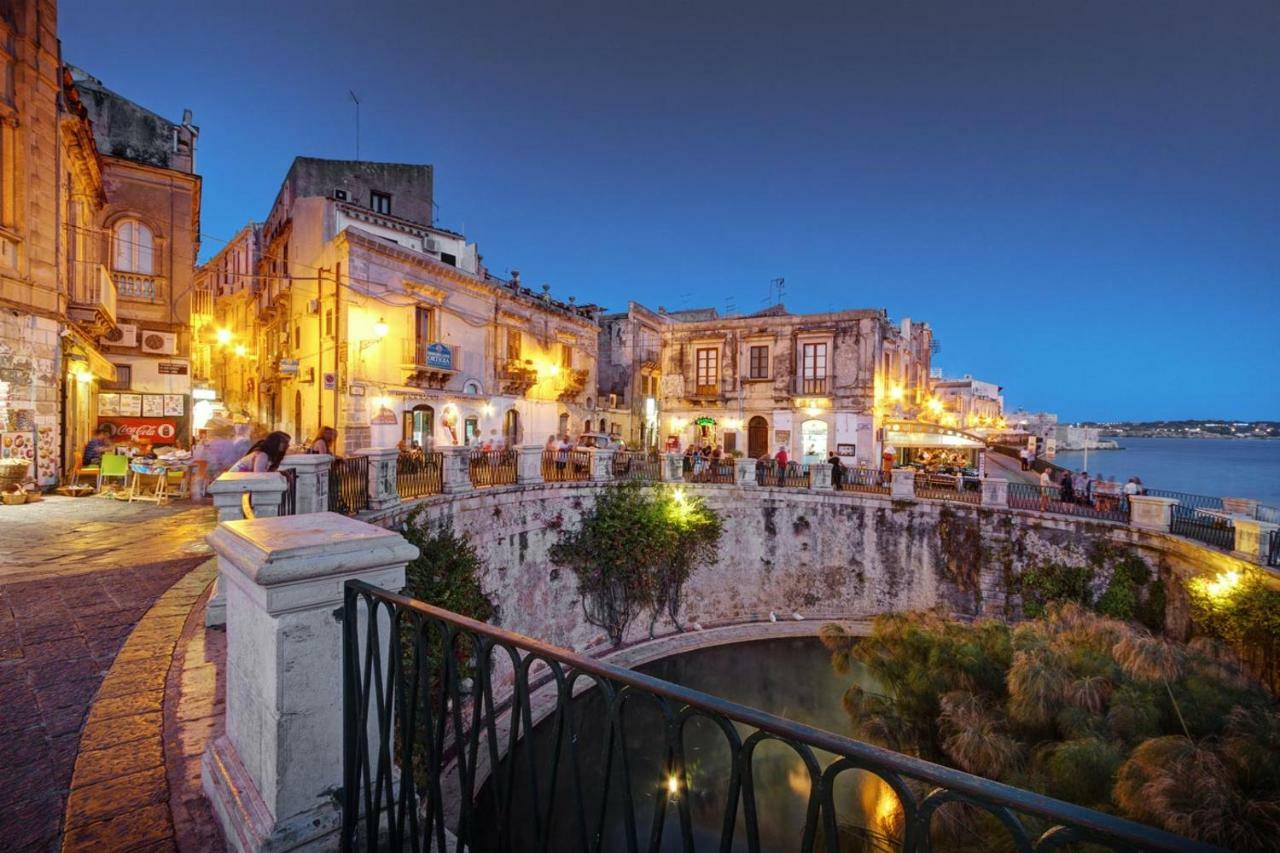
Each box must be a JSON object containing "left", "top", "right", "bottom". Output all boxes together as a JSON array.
[
  {"left": 98, "top": 393, "right": 119, "bottom": 416},
  {"left": 119, "top": 394, "right": 142, "bottom": 417},
  {"left": 142, "top": 395, "right": 164, "bottom": 417},
  {"left": 163, "top": 395, "right": 184, "bottom": 417}
]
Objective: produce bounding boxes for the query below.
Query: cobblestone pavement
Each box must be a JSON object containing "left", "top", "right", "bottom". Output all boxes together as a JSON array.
[{"left": 0, "top": 498, "right": 217, "bottom": 851}]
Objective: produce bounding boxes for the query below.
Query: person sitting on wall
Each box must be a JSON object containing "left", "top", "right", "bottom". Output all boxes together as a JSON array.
[{"left": 309, "top": 426, "right": 337, "bottom": 457}]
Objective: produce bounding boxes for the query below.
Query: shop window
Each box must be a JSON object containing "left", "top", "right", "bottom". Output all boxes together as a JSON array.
[
  {"left": 800, "top": 419, "right": 829, "bottom": 463},
  {"left": 749, "top": 345, "right": 769, "bottom": 379},
  {"left": 464, "top": 417, "right": 479, "bottom": 445}
]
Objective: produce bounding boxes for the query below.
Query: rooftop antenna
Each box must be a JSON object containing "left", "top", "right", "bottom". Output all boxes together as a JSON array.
[
  {"left": 770, "top": 277, "right": 785, "bottom": 306},
  {"left": 349, "top": 90, "right": 360, "bottom": 159}
]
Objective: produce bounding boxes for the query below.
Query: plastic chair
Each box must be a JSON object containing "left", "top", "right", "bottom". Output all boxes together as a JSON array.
[
  {"left": 72, "top": 464, "right": 101, "bottom": 488},
  {"left": 99, "top": 453, "right": 130, "bottom": 491},
  {"left": 165, "top": 465, "right": 190, "bottom": 499}
]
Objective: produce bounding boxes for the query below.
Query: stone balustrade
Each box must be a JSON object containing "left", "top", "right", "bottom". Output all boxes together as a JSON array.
[
  {"left": 203, "top": 512, "right": 419, "bottom": 852},
  {"left": 204, "top": 472, "right": 289, "bottom": 628},
  {"left": 278, "top": 453, "right": 332, "bottom": 515},
  {"left": 1128, "top": 494, "right": 1179, "bottom": 532}
]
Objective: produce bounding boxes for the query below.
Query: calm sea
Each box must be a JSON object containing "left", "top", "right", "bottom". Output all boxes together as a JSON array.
[{"left": 1053, "top": 437, "right": 1280, "bottom": 506}]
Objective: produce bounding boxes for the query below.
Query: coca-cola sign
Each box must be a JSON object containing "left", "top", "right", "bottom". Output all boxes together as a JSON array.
[{"left": 98, "top": 417, "right": 179, "bottom": 444}]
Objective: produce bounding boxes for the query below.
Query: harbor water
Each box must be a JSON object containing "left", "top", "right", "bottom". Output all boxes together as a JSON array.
[{"left": 1053, "top": 436, "right": 1280, "bottom": 506}]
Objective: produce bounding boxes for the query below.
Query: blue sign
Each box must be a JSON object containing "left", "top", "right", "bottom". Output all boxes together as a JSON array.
[{"left": 425, "top": 342, "right": 452, "bottom": 370}]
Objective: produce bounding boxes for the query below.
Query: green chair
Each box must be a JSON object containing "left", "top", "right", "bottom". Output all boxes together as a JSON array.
[{"left": 99, "top": 453, "right": 129, "bottom": 492}]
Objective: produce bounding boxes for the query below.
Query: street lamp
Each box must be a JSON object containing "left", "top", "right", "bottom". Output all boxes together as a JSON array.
[{"left": 216, "top": 328, "right": 232, "bottom": 345}]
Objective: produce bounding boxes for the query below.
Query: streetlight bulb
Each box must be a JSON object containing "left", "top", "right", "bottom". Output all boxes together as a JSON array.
[
  {"left": 666, "top": 774, "right": 680, "bottom": 796},
  {"left": 234, "top": 344, "right": 247, "bottom": 357},
  {"left": 216, "top": 328, "right": 232, "bottom": 345},
  {"left": 373, "top": 318, "right": 389, "bottom": 339}
]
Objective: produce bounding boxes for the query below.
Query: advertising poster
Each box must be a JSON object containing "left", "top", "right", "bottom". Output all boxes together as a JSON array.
[
  {"left": 98, "top": 393, "right": 120, "bottom": 416},
  {"left": 98, "top": 417, "right": 179, "bottom": 445},
  {"left": 163, "top": 395, "right": 185, "bottom": 417},
  {"left": 142, "top": 395, "right": 164, "bottom": 417}
]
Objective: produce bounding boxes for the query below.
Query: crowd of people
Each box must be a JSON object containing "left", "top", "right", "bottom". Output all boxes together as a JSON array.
[{"left": 1034, "top": 466, "right": 1146, "bottom": 511}]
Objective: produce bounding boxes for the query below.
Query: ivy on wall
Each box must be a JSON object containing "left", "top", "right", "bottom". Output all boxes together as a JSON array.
[
  {"left": 1017, "top": 542, "right": 1165, "bottom": 631},
  {"left": 1187, "top": 567, "right": 1280, "bottom": 693}
]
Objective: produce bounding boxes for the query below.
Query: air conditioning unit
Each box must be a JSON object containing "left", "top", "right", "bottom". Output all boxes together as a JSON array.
[
  {"left": 140, "top": 331, "right": 177, "bottom": 355},
  {"left": 102, "top": 323, "right": 139, "bottom": 348},
  {"left": 306, "top": 299, "right": 319, "bottom": 315},
  {"left": 334, "top": 189, "right": 349, "bottom": 201},
  {"left": 425, "top": 238, "right": 440, "bottom": 253}
]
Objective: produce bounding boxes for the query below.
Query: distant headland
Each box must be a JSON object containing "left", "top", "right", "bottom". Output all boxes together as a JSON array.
[{"left": 1080, "top": 420, "right": 1279, "bottom": 439}]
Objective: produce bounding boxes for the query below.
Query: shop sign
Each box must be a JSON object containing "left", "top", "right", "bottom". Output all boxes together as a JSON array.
[
  {"left": 694, "top": 416, "right": 716, "bottom": 426},
  {"left": 425, "top": 342, "right": 452, "bottom": 370},
  {"left": 278, "top": 358, "right": 299, "bottom": 375},
  {"left": 157, "top": 362, "right": 188, "bottom": 375},
  {"left": 98, "top": 417, "right": 178, "bottom": 444},
  {"left": 837, "top": 443, "right": 856, "bottom": 456}
]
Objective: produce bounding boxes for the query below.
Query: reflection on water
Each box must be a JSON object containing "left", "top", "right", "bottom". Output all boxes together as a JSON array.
[{"left": 471, "top": 637, "right": 902, "bottom": 851}]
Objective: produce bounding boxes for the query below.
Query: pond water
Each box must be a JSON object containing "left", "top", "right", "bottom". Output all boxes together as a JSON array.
[{"left": 471, "top": 636, "right": 901, "bottom": 852}]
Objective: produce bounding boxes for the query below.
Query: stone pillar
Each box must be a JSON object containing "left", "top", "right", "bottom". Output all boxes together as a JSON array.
[
  {"left": 890, "top": 468, "right": 915, "bottom": 500},
  {"left": 517, "top": 445, "right": 544, "bottom": 484},
  {"left": 810, "top": 462, "right": 833, "bottom": 490},
  {"left": 661, "top": 452, "right": 684, "bottom": 483},
  {"left": 1129, "top": 495, "right": 1178, "bottom": 532},
  {"left": 278, "top": 454, "right": 332, "bottom": 515},
  {"left": 1233, "top": 519, "right": 1279, "bottom": 564},
  {"left": 735, "top": 457, "right": 757, "bottom": 488},
  {"left": 440, "top": 446, "right": 473, "bottom": 494},
  {"left": 205, "top": 473, "right": 289, "bottom": 628},
  {"left": 203, "top": 512, "right": 419, "bottom": 853},
  {"left": 589, "top": 448, "right": 615, "bottom": 482},
  {"left": 981, "top": 477, "right": 1009, "bottom": 508},
  {"left": 355, "top": 446, "right": 400, "bottom": 511}
]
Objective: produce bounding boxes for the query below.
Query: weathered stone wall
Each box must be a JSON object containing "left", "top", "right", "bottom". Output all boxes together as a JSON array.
[{"left": 364, "top": 484, "right": 1263, "bottom": 659}]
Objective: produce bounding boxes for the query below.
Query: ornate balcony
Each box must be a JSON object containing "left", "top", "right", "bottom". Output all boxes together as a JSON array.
[
  {"left": 556, "top": 367, "right": 590, "bottom": 402},
  {"left": 67, "top": 263, "right": 117, "bottom": 337},
  {"left": 113, "top": 271, "right": 164, "bottom": 303},
  {"left": 401, "top": 339, "right": 457, "bottom": 390},
  {"left": 498, "top": 359, "right": 539, "bottom": 396}
]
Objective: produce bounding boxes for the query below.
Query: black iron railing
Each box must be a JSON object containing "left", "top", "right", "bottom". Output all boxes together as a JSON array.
[
  {"left": 342, "top": 581, "right": 1211, "bottom": 853},
  {"left": 278, "top": 467, "right": 297, "bottom": 516},
  {"left": 1007, "top": 482, "right": 1129, "bottom": 522},
  {"left": 329, "top": 456, "right": 370, "bottom": 515},
  {"left": 469, "top": 449, "right": 517, "bottom": 488},
  {"left": 398, "top": 451, "right": 443, "bottom": 500},
  {"left": 1145, "top": 488, "right": 1224, "bottom": 513},
  {"left": 836, "top": 466, "right": 889, "bottom": 495},
  {"left": 914, "top": 473, "right": 979, "bottom": 504},
  {"left": 1269, "top": 530, "right": 1280, "bottom": 567},
  {"left": 542, "top": 449, "right": 590, "bottom": 482},
  {"left": 611, "top": 450, "right": 660, "bottom": 481},
  {"left": 1169, "top": 507, "right": 1235, "bottom": 551},
  {"left": 755, "top": 460, "right": 810, "bottom": 488},
  {"left": 683, "top": 456, "right": 735, "bottom": 484}
]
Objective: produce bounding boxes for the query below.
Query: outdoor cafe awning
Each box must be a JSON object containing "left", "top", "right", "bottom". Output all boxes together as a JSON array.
[{"left": 884, "top": 420, "right": 987, "bottom": 449}]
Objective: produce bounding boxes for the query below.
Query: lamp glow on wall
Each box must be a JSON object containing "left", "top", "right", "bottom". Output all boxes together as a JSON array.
[
  {"left": 216, "top": 328, "right": 232, "bottom": 345},
  {"left": 234, "top": 344, "right": 247, "bottom": 358},
  {"left": 373, "top": 317, "right": 389, "bottom": 339}
]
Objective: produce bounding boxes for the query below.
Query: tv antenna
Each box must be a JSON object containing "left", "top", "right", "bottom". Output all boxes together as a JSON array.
[
  {"left": 349, "top": 90, "right": 360, "bottom": 159},
  {"left": 769, "top": 277, "right": 785, "bottom": 306}
]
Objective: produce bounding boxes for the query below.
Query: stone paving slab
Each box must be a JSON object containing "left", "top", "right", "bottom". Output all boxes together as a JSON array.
[
  {"left": 61, "top": 561, "right": 216, "bottom": 852},
  {"left": 0, "top": 499, "right": 216, "bottom": 852}
]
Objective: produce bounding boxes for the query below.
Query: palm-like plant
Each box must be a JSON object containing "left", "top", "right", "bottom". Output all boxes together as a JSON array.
[
  {"left": 938, "top": 690, "right": 1022, "bottom": 778},
  {"left": 1065, "top": 674, "right": 1113, "bottom": 714},
  {"left": 1006, "top": 649, "right": 1067, "bottom": 727}
]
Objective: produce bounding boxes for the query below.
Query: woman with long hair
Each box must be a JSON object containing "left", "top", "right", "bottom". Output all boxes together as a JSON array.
[
  {"left": 229, "top": 431, "right": 292, "bottom": 473},
  {"left": 309, "top": 426, "right": 336, "bottom": 456}
]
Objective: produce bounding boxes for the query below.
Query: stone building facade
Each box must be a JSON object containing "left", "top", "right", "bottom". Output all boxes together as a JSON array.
[
  {"left": 203, "top": 157, "right": 601, "bottom": 453},
  {"left": 0, "top": 1, "right": 200, "bottom": 482},
  {"left": 599, "top": 301, "right": 933, "bottom": 465}
]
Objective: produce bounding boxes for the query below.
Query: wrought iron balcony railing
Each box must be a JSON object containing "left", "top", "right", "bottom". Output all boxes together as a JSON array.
[{"left": 342, "top": 580, "right": 1210, "bottom": 853}]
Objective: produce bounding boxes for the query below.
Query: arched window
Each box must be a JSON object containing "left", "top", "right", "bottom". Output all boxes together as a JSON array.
[
  {"left": 113, "top": 219, "right": 154, "bottom": 274},
  {"left": 463, "top": 380, "right": 482, "bottom": 395}
]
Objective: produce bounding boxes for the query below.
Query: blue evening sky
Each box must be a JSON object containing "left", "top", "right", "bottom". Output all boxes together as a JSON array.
[{"left": 60, "top": 1, "right": 1278, "bottom": 421}]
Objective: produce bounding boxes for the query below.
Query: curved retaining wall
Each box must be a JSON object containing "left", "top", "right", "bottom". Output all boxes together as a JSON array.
[{"left": 364, "top": 483, "right": 1262, "bottom": 659}]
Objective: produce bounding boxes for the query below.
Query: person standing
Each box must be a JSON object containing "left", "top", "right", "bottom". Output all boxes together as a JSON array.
[
  {"left": 1039, "top": 467, "right": 1052, "bottom": 511},
  {"left": 828, "top": 452, "right": 845, "bottom": 489},
  {"left": 1060, "top": 469, "right": 1075, "bottom": 503},
  {"left": 775, "top": 445, "right": 789, "bottom": 486}
]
